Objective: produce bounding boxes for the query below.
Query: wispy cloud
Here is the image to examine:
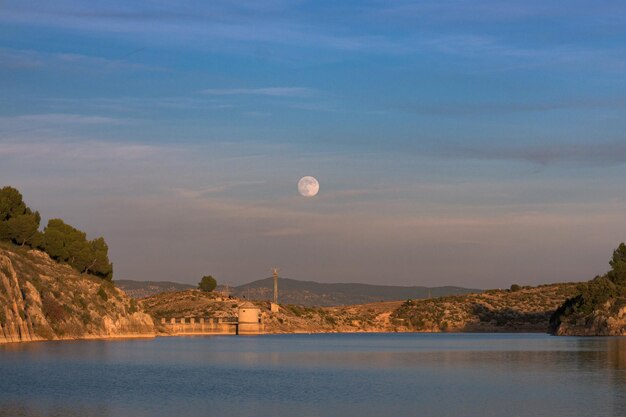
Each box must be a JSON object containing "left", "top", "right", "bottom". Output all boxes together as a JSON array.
[
  {"left": 41, "top": 97, "right": 236, "bottom": 114},
  {"left": 372, "top": 0, "right": 613, "bottom": 22},
  {"left": 261, "top": 227, "right": 305, "bottom": 237},
  {"left": 0, "top": 113, "right": 130, "bottom": 140},
  {"left": 0, "top": 113, "right": 125, "bottom": 125},
  {"left": 0, "top": 139, "right": 163, "bottom": 160},
  {"left": 0, "top": 5, "right": 381, "bottom": 53},
  {"left": 0, "top": 47, "right": 165, "bottom": 72},
  {"left": 200, "top": 87, "right": 315, "bottom": 97},
  {"left": 3, "top": 2, "right": 625, "bottom": 68},
  {"left": 0, "top": 113, "right": 129, "bottom": 138},
  {"left": 442, "top": 141, "right": 626, "bottom": 166},
  {"left": 417, "top": 35, "right": 626, "bottom": 73},
  {"left": 396, "top": 96, "right": 626, "bottom": 116},
  {"left": 171, "top": 181, "right": 267, "bottom": 199}
]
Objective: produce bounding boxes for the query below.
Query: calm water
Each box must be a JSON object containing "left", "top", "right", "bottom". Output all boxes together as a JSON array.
[{"left": 1, "top": 333, "right": 625, "bottom": 417}]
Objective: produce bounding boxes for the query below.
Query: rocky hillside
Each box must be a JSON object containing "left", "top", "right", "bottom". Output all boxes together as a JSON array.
[
  {"left": 551, "top": 298, "right": 626, "bottom": 336},
  {"left": 116, "top": 279, "right": 195, "bottom": 298},
  {"left": 140, "top": 289, "right": 239, "bottom": 320},
  {"left": 265, "top": 283, "right": 579, "bottom": 334},
  {"left": 550, "top": 243, "right": 626, "bottom": 336},
  {"left": 140, "top": 289, "right": 405, "bottom": 333},
  {"left": 140, "top": 283, "right": 579, "bottom": 334},
  {"left": 0, "top": 243, "right": 155, "bottom": 344},
  {"left": 263, "top": 301, "right": 406, "bottom": 333},
  {"left": 393, "top": 284, "right": 579, "bottom": 332}
]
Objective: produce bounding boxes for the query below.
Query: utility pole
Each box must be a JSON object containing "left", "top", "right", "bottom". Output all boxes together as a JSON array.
[{"left": 271, "top": 267, "right": 280, "bottom": 304}]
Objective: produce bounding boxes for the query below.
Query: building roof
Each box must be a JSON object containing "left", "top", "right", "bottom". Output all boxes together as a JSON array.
[{"left": 238, "top": 301, "right": 258, "bottom": 309}]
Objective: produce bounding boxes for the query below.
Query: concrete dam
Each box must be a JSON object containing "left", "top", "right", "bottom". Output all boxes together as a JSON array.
[{"left": 160, "top": 302, "right": 263, "bottom": 336}]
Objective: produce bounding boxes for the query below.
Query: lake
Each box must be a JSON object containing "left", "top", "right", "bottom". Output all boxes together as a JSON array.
[{"left": 1, "top": 333, "right": 625, "bottom": 417}]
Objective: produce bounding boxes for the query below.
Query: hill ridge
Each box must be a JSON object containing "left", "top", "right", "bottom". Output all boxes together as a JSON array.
[{"left": 118, "top": 277, "right": 481, "bottom": 306}]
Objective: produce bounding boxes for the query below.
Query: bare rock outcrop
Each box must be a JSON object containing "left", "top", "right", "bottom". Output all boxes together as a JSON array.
[
  {"left": 552, "top": 300, "right": 626, "bottom": 336},
  {"left": 0, "top": 245, "right": 155, "bottom": 344}
]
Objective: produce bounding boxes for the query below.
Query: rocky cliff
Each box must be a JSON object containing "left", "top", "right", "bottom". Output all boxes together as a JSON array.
[
  {"left": 0, "top": 244, "right": 154, "bottom": 344},
  {"left": 552, "top": 300, "right": 626, "bottom": 336},
  {"left": 551, "top": 298, "right": 626, "bottom": 336}
]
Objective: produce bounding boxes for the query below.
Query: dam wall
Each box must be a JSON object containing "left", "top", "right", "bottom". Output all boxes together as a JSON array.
[
  {"left": 161, "top": 315, "right": 264, "bottom": 335},
  {"left": 161, "top": 317, "right": 238, "bottom": 335}
]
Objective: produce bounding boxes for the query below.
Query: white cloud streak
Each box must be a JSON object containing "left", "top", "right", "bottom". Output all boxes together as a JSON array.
[
  {"left": 0, "top": 47, "right": 165, "bottom": 72},
  {"left": 0, "top": 139, "right": 163, "bottom": 160},
  {"left": 0, "top": 113, "right": 125, "bottom": 125},
  {"left": 200, "top": 87, "right": 315, "bottom": 97}
]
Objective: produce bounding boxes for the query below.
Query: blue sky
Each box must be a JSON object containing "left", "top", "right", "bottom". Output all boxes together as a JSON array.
[{"left": 1, "top": 1, "right": 626, "bottom": 288}]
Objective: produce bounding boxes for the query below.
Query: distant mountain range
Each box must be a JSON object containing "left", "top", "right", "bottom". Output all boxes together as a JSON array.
[
  {"left": 231, "top": 278, "right": 482, "bottom": 306},
  {"left": 117, "top": 277, "right": 482, "bottom": 306}
]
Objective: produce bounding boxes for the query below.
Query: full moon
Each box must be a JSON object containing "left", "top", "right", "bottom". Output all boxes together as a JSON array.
[{"left": 298, "top": 176, "right": 319, "bottom": 197}]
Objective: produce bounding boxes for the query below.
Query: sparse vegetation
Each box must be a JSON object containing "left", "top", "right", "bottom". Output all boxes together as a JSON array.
[
  {"left": 97, "top": 286, "right": 109, "bottom": 302},
  {"left": 394, "top": 283, "right": 579, "bottom": 333},
  {"left": 139, "top": 282, "right": 580, "bottom": 335},
  {"left": 42, "top": 293, "right": 66, "bottom": 323},
  {"left": 140, "top": 289, "right": 237, "bottom": 320}
]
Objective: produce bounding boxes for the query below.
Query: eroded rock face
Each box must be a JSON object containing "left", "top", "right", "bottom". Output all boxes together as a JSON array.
[
  {"left": 0, "top": 247, "right": 155, "bottom": 344},
  {"left": 553, "top": 303, "right": 626, "bottom": 336}
]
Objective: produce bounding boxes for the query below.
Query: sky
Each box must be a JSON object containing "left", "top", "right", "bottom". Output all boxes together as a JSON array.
[{"left": 1, "top": 0, "right": 626, "bottom": 288}]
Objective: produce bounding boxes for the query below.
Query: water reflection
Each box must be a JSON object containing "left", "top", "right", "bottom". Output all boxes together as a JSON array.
[
  {"left": 606, "top": 337, "right": 626, "bottom": 370},
  {"left": 0, "top": 334, "right": 625, "bottom": 417},
  {"left": 0, "top": 403, "right": 111, "bottom": 417}
]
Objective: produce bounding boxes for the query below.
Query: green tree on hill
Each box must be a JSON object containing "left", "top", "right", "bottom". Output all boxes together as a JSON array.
[
  {"left": 6, "top": 212, "right": 43, "bottom": 247},
  {"left": 0, "top": 186, "right": 42, "bottom": 247},
  {"left": 198, "top": 275, "right": 217, "bottom": 292},
  {"left": 608, "top": 243, "right": 626, "bottom": 286},
  {"left": 0, "top": 186, "right": 28, "bottom": 220},
  {"left": 42, "top": 219, "right": 113, "bottom": 280}
]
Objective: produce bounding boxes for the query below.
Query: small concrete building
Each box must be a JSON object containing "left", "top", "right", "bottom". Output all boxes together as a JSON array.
[{"left": 237, "top": 302, "right": 262, "bottom": 335}]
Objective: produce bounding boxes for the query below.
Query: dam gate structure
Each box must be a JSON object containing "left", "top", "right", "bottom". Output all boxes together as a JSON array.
[
  {"left": 161, "top": 317, "right": 238, "bottom": 335},
  {"left": 160, "top": 304, "right": 263, "bottom": 336}
]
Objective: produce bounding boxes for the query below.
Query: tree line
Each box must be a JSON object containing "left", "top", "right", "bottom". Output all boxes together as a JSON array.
[{"left": 0, "top": 186, "right": 113, "bottom": 280}]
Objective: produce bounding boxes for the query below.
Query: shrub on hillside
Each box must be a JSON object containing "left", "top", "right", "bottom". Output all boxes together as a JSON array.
[{"left": 198, "top": 275, "right": 217, "bottom": 292}]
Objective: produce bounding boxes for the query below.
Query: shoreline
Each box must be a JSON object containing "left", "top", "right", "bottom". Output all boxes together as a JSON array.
[
  {"left": 0, "top": 328, "right": 559, "bottom": 345},
  {"left": 0, "top": 333, "right": 156, "bottom": 346}
]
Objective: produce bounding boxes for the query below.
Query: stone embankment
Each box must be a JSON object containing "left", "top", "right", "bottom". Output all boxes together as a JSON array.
[{"left": 0, "top": 245, "right": 154, "bottom": 344}]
